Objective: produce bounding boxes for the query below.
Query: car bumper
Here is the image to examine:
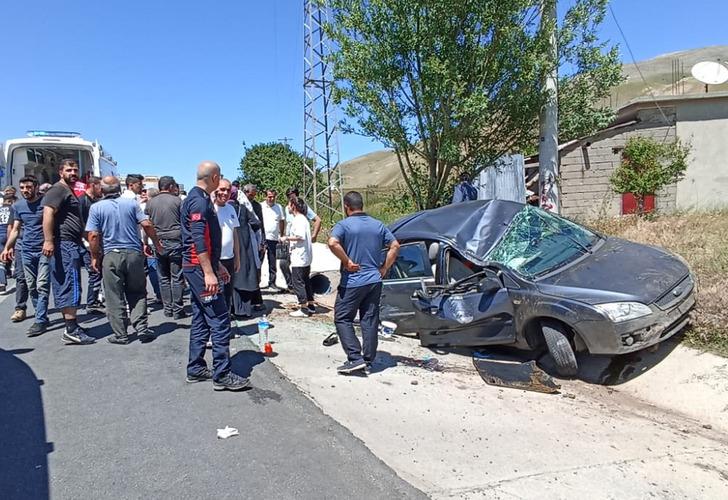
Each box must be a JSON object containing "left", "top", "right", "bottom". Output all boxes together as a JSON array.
[{"left": 574, "top": 291, "right": 696, "bottom": 355}]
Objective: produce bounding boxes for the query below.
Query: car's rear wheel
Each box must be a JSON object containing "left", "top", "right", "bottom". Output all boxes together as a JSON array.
[{"left": 541, "top": 320, "right": 578, "bottom": 377}]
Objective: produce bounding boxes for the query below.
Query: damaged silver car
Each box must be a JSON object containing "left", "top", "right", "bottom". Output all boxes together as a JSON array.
[{"left": 380, "top": 200, "right": 696, "bottom": 376}]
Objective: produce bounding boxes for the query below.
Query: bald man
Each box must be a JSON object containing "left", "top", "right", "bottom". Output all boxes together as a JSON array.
[
  {"left": 86, "top": 176, "right": 162, "bottom": 344},
  {"left": 181, "top": 161, "right": 249, "bottom": 391}
]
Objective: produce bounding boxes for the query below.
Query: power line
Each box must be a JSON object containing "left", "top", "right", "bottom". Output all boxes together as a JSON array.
[{"left": 608, "top": 4, "right": 671, "bottom": 125}]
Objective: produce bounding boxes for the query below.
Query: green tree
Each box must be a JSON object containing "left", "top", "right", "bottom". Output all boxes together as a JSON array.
[
  {"left": 327, "top": 0, "right": 623, "bottom": 209},
  {"left": 238, "top": 142, "right": 304, "bottom": 202},
  {"left": 610, "top": 136, "right": 690, "bottom": 216}
]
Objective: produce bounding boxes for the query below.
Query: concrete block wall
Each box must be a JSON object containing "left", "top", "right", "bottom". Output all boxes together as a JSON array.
[{"left": 560, "top": 108, "right": 678, "bottom": 220}]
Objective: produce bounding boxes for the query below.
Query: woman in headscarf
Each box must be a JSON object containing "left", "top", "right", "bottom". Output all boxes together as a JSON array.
[{"left": 231, "top": 196, "right": 263, "bottom": 318}]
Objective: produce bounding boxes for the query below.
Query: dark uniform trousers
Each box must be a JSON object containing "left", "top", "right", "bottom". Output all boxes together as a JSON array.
[{"left": 184, "top": 267, "right": 232, "bottom": 380}]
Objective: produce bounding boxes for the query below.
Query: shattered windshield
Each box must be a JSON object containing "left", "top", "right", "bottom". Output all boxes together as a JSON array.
[{"left": 485, "top": 205, "right": 598, "bottom": 278}]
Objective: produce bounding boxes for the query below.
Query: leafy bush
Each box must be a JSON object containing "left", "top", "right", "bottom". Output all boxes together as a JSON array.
[{"left": 610, "top": 136, "right": 690, "bottom": 215}]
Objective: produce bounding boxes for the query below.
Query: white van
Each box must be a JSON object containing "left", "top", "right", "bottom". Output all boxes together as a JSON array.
[{"left": 0, "top": 130, "right": 119, "bottom": 190}]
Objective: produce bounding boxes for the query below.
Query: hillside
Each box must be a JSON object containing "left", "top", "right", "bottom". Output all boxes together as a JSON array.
[{"left": 341, "top": 45, "right": 728, "bottom": 190}]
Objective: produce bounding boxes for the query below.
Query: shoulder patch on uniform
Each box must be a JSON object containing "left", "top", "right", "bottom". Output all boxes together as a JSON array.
[{"left": 190, "top": 213, "right": 202, "bottom": 221}]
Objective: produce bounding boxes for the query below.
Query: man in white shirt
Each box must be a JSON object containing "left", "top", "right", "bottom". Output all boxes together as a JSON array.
[
  {"left": 121, "top": 174, "right": 144, "bottom": 201},
  {"left": 261, "top": 189, "right": 285, "bottom": 289},
  {"left": 213, "top": 179, "right": 240, "bottom": 312}
]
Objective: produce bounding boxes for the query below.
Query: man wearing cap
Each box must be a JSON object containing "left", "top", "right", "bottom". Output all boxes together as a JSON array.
[{"left": 145, "top": 175, "right": 186, "bottom": 318}]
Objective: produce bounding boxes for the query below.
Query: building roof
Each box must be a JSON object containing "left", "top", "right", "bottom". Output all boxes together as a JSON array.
[{"left": 615, "top": 90, "right": 728, "bottom": 124}]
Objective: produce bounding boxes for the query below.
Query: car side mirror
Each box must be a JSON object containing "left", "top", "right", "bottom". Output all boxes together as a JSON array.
[{"left": 478, "top": 276, "right": 502, "bottom": 294}]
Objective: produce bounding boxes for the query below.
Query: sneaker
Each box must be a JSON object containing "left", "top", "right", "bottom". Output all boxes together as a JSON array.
[
  {"left": 205, "top": 340, "right": 213, "bottom": 349},
  {"left": 27, "top": 322, "right": 48, "bottom": 337},
  {"left": 337, "top": 360, "right": 367, "bottom": 374},
  {"left": 213, "top": 372, "right": 250, "bottom": 391},
  {"left": 289, "top": 309, "right": 310, "bottom": 318},
  {"left": 173, "top": 311, "right": 188, "bottom": 320},
  {"left": 253, "top": 304, "right": 266, "bottom": 312},
  {"left": 186, "top": 368, "right": 213, "bottom": 384},
  {"left": 0, "top": 285, "right": 6, "bottom": 294},
  {"left": 11, "top": 309, "right": 27, "bottom": 323},
  {"left": 107, "top": 336, "right": 130, "bottom": 345},
  {"left": 163, "top": 311, "right": 174, "bottom": 318},
  {"left": 307, "top": 304, "right": 316, "bottom": 314},
  {"left": 62, "top": 326, "right": 95, "bottom": 345}
]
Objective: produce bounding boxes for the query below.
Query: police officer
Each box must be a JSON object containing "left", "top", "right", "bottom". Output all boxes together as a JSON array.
[{"left": 181, "top": 161, "right": 249, "bottom": 391}]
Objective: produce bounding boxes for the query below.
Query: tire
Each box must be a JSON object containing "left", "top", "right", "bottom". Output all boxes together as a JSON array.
[{"left": 541, "top": 321, "right": 578, "bottom": 377}]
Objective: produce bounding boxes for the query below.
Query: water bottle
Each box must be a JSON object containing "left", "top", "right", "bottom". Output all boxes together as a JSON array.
[{"left": 258, "top": 315, "right": 270, "bottom": 352}]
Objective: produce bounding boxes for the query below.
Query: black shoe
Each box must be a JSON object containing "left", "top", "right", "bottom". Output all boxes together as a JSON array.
[
  {"left": 137, "top": 329, "right": 156, "bottom": 342},
  {"left": 186, "top": 368, "right": 213, "bottom": 383},
  {"left": 107, "top": 336, "right": 130, "bottom": 345},
  {"left": 173, "top": 311, "right": 188, "bottom": 320},
  {"left": 163, "top": 311, "right": 174, "bottom": 318},
  {"left": 27, "top": 322, "right": 48, "bottom": 337},
  {"left": 337, "top": 360, "right": 367, "bottom": 374},
  {"left": 323, "top": 332, "right": 339, "bottom": 347},
  {"left": 253, "top": 304, "right": 266, "bottom": 312},
  {"left": 213, "top": 372, "right": 250, "bottom": 391},
  {"left": 62, "top": 326, "right": 95, "bottom": 345},
  {"left": 307, "top": 304, "right": 316, "bottom": 314}
]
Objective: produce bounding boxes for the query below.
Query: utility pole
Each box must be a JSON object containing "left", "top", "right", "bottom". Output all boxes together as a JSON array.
[
  {"left": 303, "top": 0, "right": 343, "bottom": 220},
  {"left": 538, "top": 0, "right": 560, "bottom": 213}
]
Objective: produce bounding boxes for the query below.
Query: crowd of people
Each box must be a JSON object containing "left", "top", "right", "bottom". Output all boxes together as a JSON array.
[{"left": 0, "top": 159, "right": 401, "bottom": 389}]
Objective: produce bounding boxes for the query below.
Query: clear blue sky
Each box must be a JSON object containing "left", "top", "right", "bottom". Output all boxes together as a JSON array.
[{"left": 1, "top": 0, "right": 726, "bottom": 190}]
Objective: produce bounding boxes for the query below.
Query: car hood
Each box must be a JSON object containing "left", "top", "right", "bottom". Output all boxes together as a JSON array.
[{"left": 535, "top": 237, "right": 690, "bottom": 305}]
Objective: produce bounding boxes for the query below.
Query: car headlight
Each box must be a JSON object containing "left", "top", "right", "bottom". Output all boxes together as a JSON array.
[{"left": 595, "top": 302, "right": 652, "bottom": 323}]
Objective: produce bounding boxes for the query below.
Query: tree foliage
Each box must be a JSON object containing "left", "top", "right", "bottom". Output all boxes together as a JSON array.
[
  {"left": 610, "top": 136, "right": 691, "bottom": 215},
  {"left": 238, "top": 142, "right": 304, "bottom": 203},
  {"left": 327, "top": 0, "right": 623, "bottom": 209}
]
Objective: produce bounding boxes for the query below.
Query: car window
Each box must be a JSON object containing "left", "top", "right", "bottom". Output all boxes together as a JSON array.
[
  {"left": 486, "top": 205, "right": 598, "bottom": 278},
  {"left": 385, "top": 242, "right": 432, "bottom": 280},
  {"left": 447, "top": 250, "right": 481, "bottom": 284}
]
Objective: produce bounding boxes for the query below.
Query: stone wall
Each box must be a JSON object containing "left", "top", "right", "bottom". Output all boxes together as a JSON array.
[{"left": 560, "top": 108, "right": 677, "bottom": 220}]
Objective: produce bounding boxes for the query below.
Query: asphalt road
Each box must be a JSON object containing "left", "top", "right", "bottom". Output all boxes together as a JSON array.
[{"left": 0, "top": 283, "right": 425, "bottom": 500}]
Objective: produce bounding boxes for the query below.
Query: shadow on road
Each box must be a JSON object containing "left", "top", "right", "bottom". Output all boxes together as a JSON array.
[
  {"left": 0, "top": 348, "right": 50, "bottom": 500},
  {"left": 230, "top": 349, "right": 266, "bottom": 378}
]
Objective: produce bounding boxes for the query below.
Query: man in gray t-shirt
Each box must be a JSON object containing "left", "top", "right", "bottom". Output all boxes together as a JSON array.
[
  {"left": 86, "top": 176, "right": 161, "bottom": 344},
  {"left": 144, "top": 176, "right": 185, "bottom": 318}
]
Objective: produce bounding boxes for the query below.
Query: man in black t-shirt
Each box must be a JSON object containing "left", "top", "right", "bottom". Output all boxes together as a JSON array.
[{"left": 42, "top": 159, "right": 94, "bottom": 345}]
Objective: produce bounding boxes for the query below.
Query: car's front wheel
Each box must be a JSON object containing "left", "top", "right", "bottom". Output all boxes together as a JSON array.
[{"left": 541, "top": 320, "right": 578, "bottom": 377}]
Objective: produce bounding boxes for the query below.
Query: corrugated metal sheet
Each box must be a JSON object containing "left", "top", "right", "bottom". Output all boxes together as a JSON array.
[{"left": 475, "top": 154, "right": 526, "bottom": 203}]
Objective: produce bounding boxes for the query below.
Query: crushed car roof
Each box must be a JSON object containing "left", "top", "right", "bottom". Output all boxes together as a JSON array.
[{"left": 389, "top": 199, "right": 524, "bottom": 265}]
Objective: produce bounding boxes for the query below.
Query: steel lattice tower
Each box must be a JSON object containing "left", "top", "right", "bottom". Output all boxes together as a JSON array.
[{"left": 303, "top": 0, "right": 343, "bottom": 219}]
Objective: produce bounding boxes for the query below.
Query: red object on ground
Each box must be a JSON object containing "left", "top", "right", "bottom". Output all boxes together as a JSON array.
[
  {"left": 264, "top": 342, "right": 273, "bottom": 355},
  {"left": 621, "top": 193, "right": 655, "bottom": 215}
]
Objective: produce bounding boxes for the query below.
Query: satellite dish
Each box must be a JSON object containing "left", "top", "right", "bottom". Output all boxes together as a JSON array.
[{"left": 691, "top": 61, "right": 728, "bottom": 85}]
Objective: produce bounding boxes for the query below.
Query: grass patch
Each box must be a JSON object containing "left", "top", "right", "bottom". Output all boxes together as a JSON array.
[{"left": 589, "top": 211, "right": 728, "bottom": 357}]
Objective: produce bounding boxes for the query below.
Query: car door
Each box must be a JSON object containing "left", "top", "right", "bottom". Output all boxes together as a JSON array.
[
  {"left": 380, "top": 241, "right": 436, "bottom": 333},
  {"left": 411, "top": 248, "right": 516, "bottom": 347}
]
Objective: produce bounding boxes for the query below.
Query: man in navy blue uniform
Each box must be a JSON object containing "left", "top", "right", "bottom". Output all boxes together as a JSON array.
[{"left": 181, "top": 161, "right": 249, "bottom": 391}]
